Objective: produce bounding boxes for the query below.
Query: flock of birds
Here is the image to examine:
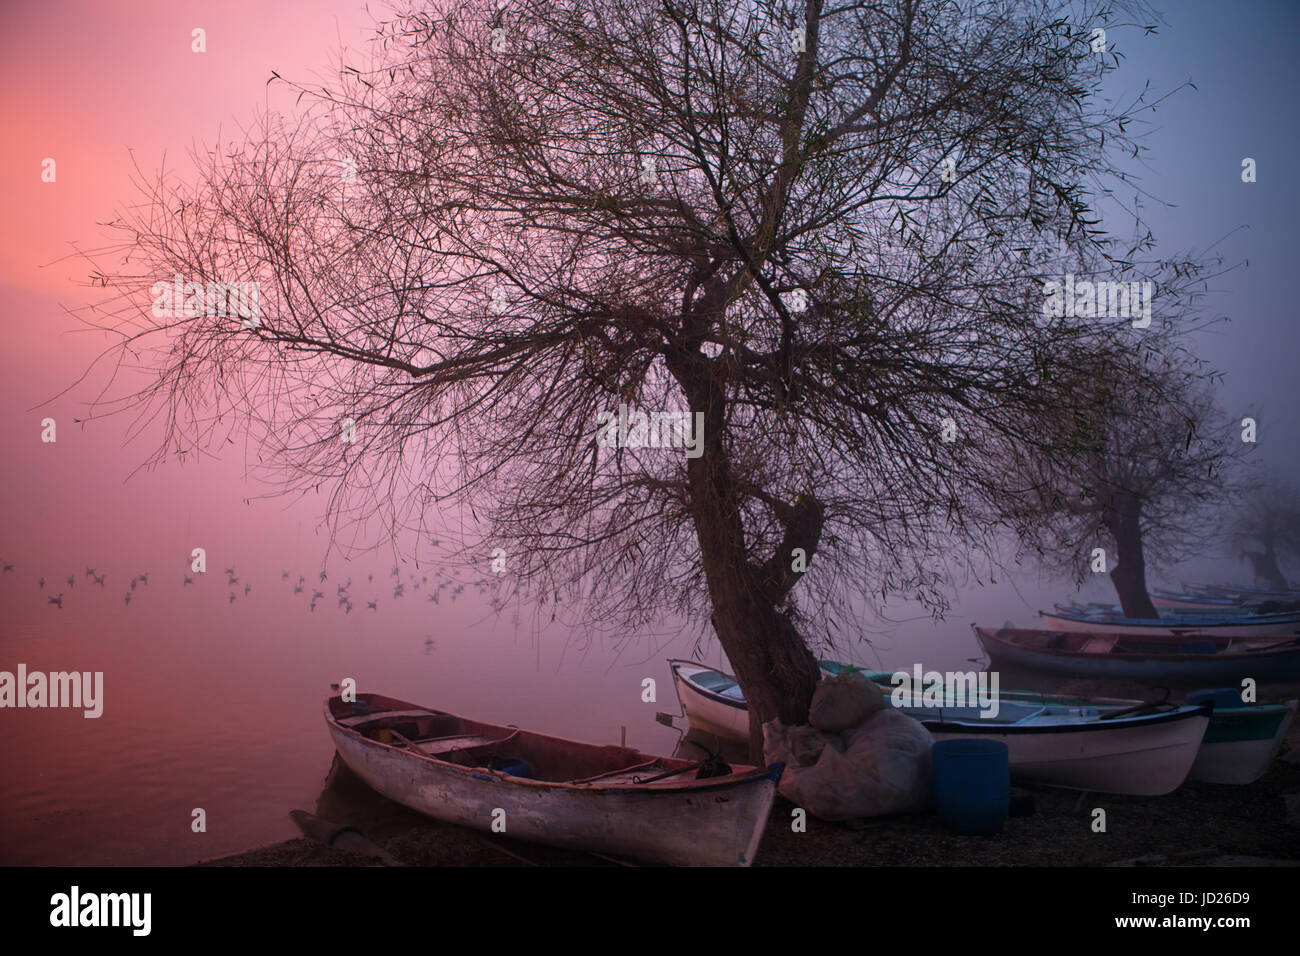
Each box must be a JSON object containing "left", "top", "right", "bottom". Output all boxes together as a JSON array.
[
  {"left": 0, "top": 564, "right": 140, "bottom": 610},
  {"left": 0, "top": 558, "right": 507, "bottom": 616}
]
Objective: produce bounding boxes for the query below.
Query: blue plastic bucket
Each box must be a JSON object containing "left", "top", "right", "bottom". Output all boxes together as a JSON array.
[{"left": 932, "top": 739, "right": 1009, "bottom": 835}]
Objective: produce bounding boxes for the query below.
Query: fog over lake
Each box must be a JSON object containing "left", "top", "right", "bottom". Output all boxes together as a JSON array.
[{"left": 2, "top": 0, "right": 1298, "bottom": 865}]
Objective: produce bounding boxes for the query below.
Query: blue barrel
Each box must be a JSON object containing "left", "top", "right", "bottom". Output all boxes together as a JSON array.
[
  {"left": 1186, "top": 688, "right": 1242, "bottom": 711},
  {"left": 932, "top": 739, "right": 1009, "bottom": 835}
]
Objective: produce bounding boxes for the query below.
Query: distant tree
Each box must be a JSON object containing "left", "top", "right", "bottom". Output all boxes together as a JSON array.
[
  {"left": 1232, "top": 478, "right": 1300, "bottom": 590},
  {"left": 1004, "top": 347, "right": 1239, "bottom": 619},
  {"left": 80, "top": 0, "right": 1217, "bottom": 757}
]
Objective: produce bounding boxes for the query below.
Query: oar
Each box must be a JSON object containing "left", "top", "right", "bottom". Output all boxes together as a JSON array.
[
  {"left": 633, "top": 762, "right": 704, "bottom": 784},
  {"left": 1099, "top": 689, "right": 1172, "bottom": 720},
  {"left": 634, "top": 750, "right": 733, "bottom": 783},
  {"left": 387, "top": 729, "right": 421, "bottom": 750}
]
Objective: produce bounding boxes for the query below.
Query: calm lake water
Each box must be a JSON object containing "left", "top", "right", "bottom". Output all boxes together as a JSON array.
[{"left": 0, "top": 542, "right": 1046, "bottom": 865}]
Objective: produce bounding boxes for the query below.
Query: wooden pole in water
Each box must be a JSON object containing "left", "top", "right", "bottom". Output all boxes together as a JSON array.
[{"left": 621, "top": 725, "right": 626, "bottom": 748}]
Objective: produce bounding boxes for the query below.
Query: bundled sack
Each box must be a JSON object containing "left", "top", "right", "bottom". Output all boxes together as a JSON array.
[
  {"left": 808, "top": 670, "right": 885, "bottom": 732},
  {"left": 786, "top": 724, "right": 845, "bottom": 767},
  {"left": 764, "top": 710, "right": 933, "bottom": 821}
]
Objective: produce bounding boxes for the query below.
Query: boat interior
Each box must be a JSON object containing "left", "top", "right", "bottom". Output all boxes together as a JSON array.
[
  {"left": 680, "top": 666, "right": 746, "bottom": 701},
  {"left": 329, "top": 694, "right": 709, "bottom": 785},
  {"left": 891, "top": 698, "right": 1053, "bottom": 724}
]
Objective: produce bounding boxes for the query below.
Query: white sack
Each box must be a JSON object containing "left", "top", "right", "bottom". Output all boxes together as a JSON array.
[
  {"left": 808, "top": 671, "right": 886, "bottom": 732},
  {"left": 764, "top": 709, "right": 932, "bottom": 821}
]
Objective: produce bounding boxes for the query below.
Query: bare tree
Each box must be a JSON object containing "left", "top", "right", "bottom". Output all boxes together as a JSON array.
[
  {"left": 77, "top": 0, "right": 1219, "bottom": 757},
  {"left": 1232, "top": 477, "right": 1300, "bottom": 591},
  {"left": 1003, "top": 344, "right": 1240, "bottom": 619}
]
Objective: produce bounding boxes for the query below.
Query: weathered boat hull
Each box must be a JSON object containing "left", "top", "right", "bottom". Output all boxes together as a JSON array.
[
  {"left": 927, "top": 711, "right": 1207, "bottom": 795},
  {"left": 672, "top": 660, "right": 1209, "bottom": 795},
  {"left": 977, "top": 627, "right": 1300, "bottom": 683},
  {"left": 1193, "top": 583, "right": 1300, "bottom": 602},
  {"left": 1040, "top": 609, "right": 1300, "bottom": 639},
  {"left": 1150, "top": 590, "right": 1247, "bottom": 611},
  {"left": 1189, "top": 700, "right": 1297, "bottom": 784},
  {"left": 326, "top": 694, "right": 780, "bottom": 866},
  {"left": 1057, "top": 600, "right": 1291, "bottom": 621},
  {"left": 972, "top": 688, "right": 1294, "bottom": 786},
  {"left": 833, "top": 665, "right": 1295, "bottom": 787}
]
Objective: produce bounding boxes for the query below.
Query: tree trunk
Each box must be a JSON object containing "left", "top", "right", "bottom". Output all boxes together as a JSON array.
[
  {"left": 711, "top": 575, "right": 822, "bottom": 764},
  {"left": 671, "top": 346, "right": 821, "bottom": 764},
  {"left": 688, "top": 465, "right": 821, "bottom": 763},
  {"left": 1254, "top": 541, "right": 1287, "bottom": 591},
  {"left": 1107, "top": 495, "right": 1158, "bottom": 619}
]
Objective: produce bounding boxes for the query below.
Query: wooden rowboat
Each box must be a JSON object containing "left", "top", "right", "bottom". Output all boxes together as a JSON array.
[
  {"left": 1150, "top": 589, "right": 1249, "bottom": 611},
  {"left": 1040, "top": 607, "right": 1300, "bottom": 639},
  {"left": 1191, "top": 582, "right": 1300, "bottom": 602},
  {"left": 824, "top": 669, "right": 1296, "bottom": 787},
  {"left": 1188, "top": 695, "right": 1297, "bottom": 784},
  {"left": 987, "top": 690, "right": 1294, "bottom": 785},
  {"left": 668, "top": 660, "right": 750, "bottom": 742},
  {"left": 670, "top": 659, "right": 1211, "bottom": 795},
  {"left": 976, "top": 626, "right": 1300, "bottom": 683},
  {"left": 325, "top": 692, "right": 783, "bottom": 866},
  {"left": 1055, "top": 599, "right": 1298, "bottom": 622},
  {"left": 1075, "top": 597, "right": 1251, "bottom": 616}
]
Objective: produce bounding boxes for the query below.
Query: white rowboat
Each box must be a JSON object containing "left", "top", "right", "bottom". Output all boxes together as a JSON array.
[
  {"left": 326, "top": 692, "right": 782, "bottom": 866},
  {"left": 1040, "top": 607, "right": 1300, "bottom": 639},
  {"left": 669, "top": 660, "right": 1211, "bottom": 795}
]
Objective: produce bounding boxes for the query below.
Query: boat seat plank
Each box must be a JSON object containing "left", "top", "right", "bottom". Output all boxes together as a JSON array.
[
  {"left": 432, "top": 730, "right": 523, "bottom": 763},
  {"left": 337, "top": 708, "right": 436, "bottom": 727},
  {"left": 1080, "top": 635, "right": 1119, "bottom": 654},
  {"left": 415, "top": 734, "right": 507, "bottom": 755}
]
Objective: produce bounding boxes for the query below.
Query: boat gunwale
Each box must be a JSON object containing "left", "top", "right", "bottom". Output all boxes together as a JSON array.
[
  {"left": 989, "top": 690, "right": 1296, "bottom": 718},
  {"left": 850, "top": 667, "right": 1299, "bottom": 720},
  {"left": 978, "top": 626, "right": 1300, "bottom": 662},
  {"left": 672, "top": 657, "right": 1213, "bottom": 735},
  {"left": 324, "top": 695, "right": 783, "bottom": 795},
  {"left": 919, "top": 703, "right": 1210, "bottom": 735},
  {"left": 1039, "top": 608, "right": 1300, "bottom": 631}
]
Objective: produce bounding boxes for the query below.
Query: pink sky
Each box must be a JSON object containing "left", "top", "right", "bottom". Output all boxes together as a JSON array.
[
  {"left": 0, "top": 0, "right": 431, "bottom": 602},
  {"left": 0, "top": 0, "right": 380, "bottom": 306}
]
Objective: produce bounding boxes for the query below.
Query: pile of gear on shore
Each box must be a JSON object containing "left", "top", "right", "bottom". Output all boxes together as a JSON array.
[{"left": 763, "top": 670, "right": 933, "bottom": 820}]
